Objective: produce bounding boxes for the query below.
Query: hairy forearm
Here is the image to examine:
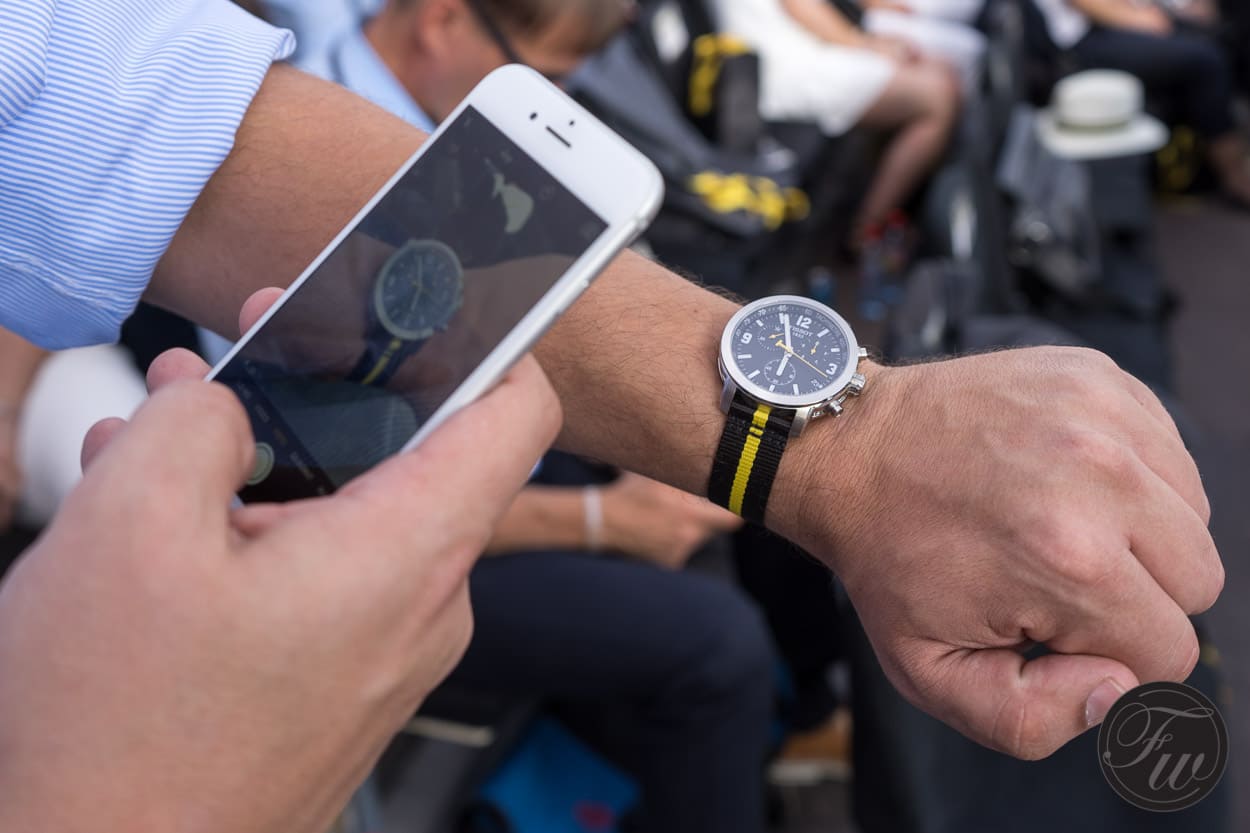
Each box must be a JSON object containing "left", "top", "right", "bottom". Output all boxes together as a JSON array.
[
  {"left": 485, "top": 487, "right": 589, "bottom": 555},
  {"left": 149, "top": 63, "right": 859, "bottom": 559},
  {"left": 152, "top": 65, "right": 425, "bottom": 339},
  {"left": 0, "top": 328, "right": 49, "bottom": 413},
  {"left": 533, "top": 252, "right": 871, "bottom": 553},
  {"left": 782, "top": 0, "right": 869, "bottom": 46}
]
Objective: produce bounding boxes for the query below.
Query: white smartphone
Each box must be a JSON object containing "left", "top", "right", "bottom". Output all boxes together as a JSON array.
[{"left": 207, "top": 65, "right": 663, "bottom": 503}]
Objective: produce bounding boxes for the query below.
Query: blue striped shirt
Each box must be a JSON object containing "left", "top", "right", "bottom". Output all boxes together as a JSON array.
[{"left": 0, "top": 0, "right": 295, "bottom": 349}]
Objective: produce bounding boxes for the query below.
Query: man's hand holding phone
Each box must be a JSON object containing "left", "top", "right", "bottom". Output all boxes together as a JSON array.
[{"left": 0, "top": 294, "right": 560, "bottom": 833}]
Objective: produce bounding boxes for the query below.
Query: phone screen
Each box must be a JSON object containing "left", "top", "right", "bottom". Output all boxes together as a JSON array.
[{"left": 214, "top": 106, "right": 607, "bottom": 503}]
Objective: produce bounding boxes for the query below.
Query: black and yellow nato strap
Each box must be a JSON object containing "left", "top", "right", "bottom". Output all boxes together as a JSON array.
[
  {"left": 347, "top": 337, "right": 405, "bottom": 387},
  {"left": 708, "top": 390, "right": 795, "bottom": 524}
]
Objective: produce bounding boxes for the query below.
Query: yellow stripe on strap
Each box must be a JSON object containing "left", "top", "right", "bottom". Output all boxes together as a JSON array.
[
  {"left": 728, "top": 404, "right": 772, "bottom": 516},
  {"left": 360, "top": 338, "right": 404, "bottom": 386}
]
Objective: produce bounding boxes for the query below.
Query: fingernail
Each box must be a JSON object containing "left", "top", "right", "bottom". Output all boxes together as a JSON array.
[{"left": 1085, "top": 678, "right": 1128, "bottom": 728}]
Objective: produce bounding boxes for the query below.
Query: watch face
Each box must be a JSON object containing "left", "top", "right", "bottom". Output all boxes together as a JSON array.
[
  {"left": 374, "top": 240, "right": 465, "bottom": 341},
  {"left": 722, "top": 296, "right": 858, "bottom": 408}
]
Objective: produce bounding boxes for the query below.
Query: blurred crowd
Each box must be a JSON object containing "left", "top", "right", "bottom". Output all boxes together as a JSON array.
[{"left": 0, "top": 1, "right": 1242, "bottom": 832}]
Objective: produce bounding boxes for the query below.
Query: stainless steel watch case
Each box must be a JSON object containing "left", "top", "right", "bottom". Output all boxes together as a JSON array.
[
  {"left": 718, "top": 349, "right": 868, "bottom": 440},
  {"left": 717, "top": 295, "right": 869, "bottom": 440}
]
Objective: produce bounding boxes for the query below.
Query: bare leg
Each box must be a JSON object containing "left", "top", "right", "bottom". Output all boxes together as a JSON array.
[{"left": 852, "top": 59, "right": 959, "bottom": 242}]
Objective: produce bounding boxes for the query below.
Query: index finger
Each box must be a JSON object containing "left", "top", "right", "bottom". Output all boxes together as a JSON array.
[{"left": 75, "top": 381, "right": 256, "bottom": 522}]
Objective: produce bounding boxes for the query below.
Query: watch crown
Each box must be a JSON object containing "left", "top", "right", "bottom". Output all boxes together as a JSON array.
[
  {"left": 848, "top": 373, "right": 867, "bottom": 396},
  {"left": 858, "top": 347, "right": 869, "bottom": 359},
  {"left": 826, "top": 400, "right": 845, "bottom": 417}
]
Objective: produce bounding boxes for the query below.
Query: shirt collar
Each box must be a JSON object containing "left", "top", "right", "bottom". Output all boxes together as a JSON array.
[{"left": 328, "top": 27, "right": 436, "bottom": 133}]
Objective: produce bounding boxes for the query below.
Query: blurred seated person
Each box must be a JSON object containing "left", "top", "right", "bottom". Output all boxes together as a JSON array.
[
  {"left": 239, "top": 1, "right": 780, "bottom": 830},
  {"left": 467, "top": 457, "right": 766, "bottom": 833},
  {"left": 709, "top": 0, "right": 961, "bottom": 249},
  {"left": 260, "top": 0, "right": 383, "bottom": 61},
  {"left": 856, "top": 0, "right": 988, "bottom": 91},
  {"left": 1033, "top": 0, "right": 1250, "bottom": 205},
  {"left": 0, "top": 329, "right": 147, "bottom": 537}
]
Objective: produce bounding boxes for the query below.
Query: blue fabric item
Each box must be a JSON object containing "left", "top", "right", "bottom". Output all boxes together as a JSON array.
[
  {"left": 0, "top": 0, "right": 294, "bottom": 349},
  {"left": 478, "top": 717, "right": 639, "bottom": 833}
]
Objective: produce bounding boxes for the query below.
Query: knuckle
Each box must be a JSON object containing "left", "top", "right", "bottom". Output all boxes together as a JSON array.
[
  {"left": 1060, "top": 428, "right": 1135, "bottom": 482},
  {"left": 1166, "top": 627, "right": 1201, "bottom": 681},
  {"left": 1197, "top": 489, "right": 1213, "bottom": 526},
  {"left": 1183, "top": 538, "right": 1224, "bottom": 615},
  {"left": 1204, "top": 558, "right": 1226, "bottom": 611},
  {"left": 1033, "top": 521, "right": 1115, "bottom": 588},
  {"left": 991, "top": 698, "right": 1057, "bottom": 761},
  {"left": 1070, "top": 346, "right": 1119, "bottom": 374}
]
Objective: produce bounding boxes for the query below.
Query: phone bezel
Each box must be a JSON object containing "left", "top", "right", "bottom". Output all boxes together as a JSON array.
[{"left": 207, "top": 65, "right": 664, "bottom": 496}]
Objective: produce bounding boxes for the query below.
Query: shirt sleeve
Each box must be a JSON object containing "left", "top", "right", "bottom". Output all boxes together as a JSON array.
[{"left": 0, "top": 0, "right": 295, "bottom": 349}]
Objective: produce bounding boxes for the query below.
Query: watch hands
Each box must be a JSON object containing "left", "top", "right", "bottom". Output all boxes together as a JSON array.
[
  {"left": 405, "top": 274, "right": 426, "bottom": 318},
  {"left": 774, "top": 340, "right": 829, "bottom": 379}
]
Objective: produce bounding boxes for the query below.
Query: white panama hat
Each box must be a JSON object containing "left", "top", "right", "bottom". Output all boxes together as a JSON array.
[{"left": 1036, "top": 70, "right": 1169, "bottom": 161}]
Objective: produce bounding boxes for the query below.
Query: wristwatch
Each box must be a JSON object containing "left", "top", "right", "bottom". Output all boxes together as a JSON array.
[
  {"left": 708, "top": 295, "right": 868, "bottom": 522},
  {"left": 347, "top": 239, "right": 464, "bottom": 387}
]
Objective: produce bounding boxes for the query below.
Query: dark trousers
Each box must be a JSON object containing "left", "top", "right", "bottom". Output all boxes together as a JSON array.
[
  {"left": 445, "top": 551, "right": 775, "bottom": 833},
  {"left": 1073, "top": 25, "right": 1235, "bottom": 138},
  {"left": 733, "top": 524, "right": 843, "bottom": 732}
]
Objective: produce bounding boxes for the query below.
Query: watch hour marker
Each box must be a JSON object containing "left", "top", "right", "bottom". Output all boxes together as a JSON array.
[
  {"left": 755, "top": 320, "right": 765, "bottom": 327},
  {"left": 748, "top": 370, "right": 761, "bottom": 379},
  {"left": 738, "top": 354, "right": 752, "bottom": 360},
  {"left": 817, "top": 329, "right": 830, "bottom": 337},
  {"left": 792, "top": 384, "right": 800, "bottom": 395},
  {"left": 769, "top": 384, "right": 777, "bottom": 392},
  {"left": 832, "top": 347, "right": 841, "bottom": 353}
]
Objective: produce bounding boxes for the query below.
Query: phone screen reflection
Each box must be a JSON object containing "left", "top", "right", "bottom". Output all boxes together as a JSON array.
[{"left": 215, "top": 107, "right": 607, "bottom": 503}]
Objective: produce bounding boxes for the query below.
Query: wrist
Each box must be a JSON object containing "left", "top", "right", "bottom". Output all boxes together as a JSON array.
[{"left": 765, "top": 360, "right": 900, "bottom": 575}]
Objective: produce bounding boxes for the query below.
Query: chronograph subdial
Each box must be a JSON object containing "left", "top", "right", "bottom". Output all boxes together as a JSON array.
[{"left": 763, "top": 357, "right": 798, "bottom": 386}]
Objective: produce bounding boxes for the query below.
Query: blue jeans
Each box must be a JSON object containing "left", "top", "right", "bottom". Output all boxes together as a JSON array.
[{"left": 446, "top": 550, "right": 775, "bottom": 833}]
